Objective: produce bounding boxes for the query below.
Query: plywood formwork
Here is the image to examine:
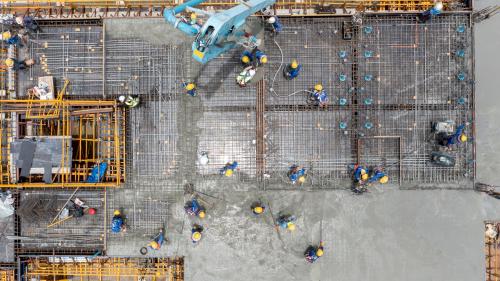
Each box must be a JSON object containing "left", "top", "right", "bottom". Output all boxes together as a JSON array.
[{"left": 0, "top": 100, "right": 126, "bottom": 188}]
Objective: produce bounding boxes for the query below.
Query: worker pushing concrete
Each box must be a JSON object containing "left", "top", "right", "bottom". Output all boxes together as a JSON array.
[
  {"left": 191, "top": 224, "right": 204, "bottom": 244},
  {"left": 251, "top": 201, "right": 265, "bottom": 215},
  {"left": 184, "top": 198, "right": 206, "bottom": 219},
  {"left": 418, "top": 1, "right": 443, "bottom": 23},
  {"left": 183, "top": 82, "right": 197, "bottom": 97},
  {"left": 288, "top": 165, "right": 306, "bottom": 185},
  {"left": 111, "top": 210, "right": 126, "bottom": 233},
  {"left": 283, "top": 60, "right": 301, "bottom": 80},
  {"left": 240, "top": 48, "right": 268, "bottom": 67},
  {"left": 118, "top": 95, "right": 140, "bottom": 108},
  {"left": 5, "top": 57, "right": 35, "bottom": 71},
  {"left": 148, "top": 228, "right": 165, "bottom": 250},
  {"left": 276, "top": 214, "right": 296, "bottom": 231},
  {"left": 220, "top": 161, "right": 238, "bottom": 177},
  {"left": 309, "top": 84, "right": 328, "bottom": 107},
  {"left": 305, "top": 241, "right": 325, "bottom": 263}
]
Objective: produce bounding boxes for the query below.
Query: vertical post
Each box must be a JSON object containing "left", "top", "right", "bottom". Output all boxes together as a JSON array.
[
  {"left": 256, "top": 80, "right": 266, "bottom": 179},
  {"left": 102, "top": 22, "right": 106, "bottom": 99}
]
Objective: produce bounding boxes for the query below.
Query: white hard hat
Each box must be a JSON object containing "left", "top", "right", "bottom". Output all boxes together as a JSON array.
[
  {"left": 118, "top": 95, "right": 126, "bottom": 103},
  {"left": 267, "top": 16, "right": 276, "bottom": 24},
  {"left": 198, "top": 153, "right": 209, "bottom": 165},
  {"left": 434, "top": 1, "right": 443, "bottom": 10}
]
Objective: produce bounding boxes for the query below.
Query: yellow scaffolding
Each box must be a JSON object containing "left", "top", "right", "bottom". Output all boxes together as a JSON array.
[
  {"left": 0, "top": 0, "right": 441, "bottom": 12},
  {"left": 0, "top": 99, "right": 126, "bottom": 188},
  {"left": 0, "top": 269, "right": 15, "bottom": 281},
  {"left": 26, "top": 257, "right": 184, "bottom": 281}
]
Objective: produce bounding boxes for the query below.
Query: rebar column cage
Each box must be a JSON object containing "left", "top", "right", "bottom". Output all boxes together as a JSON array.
[
  {"left": 485, "top": 221, "right": 500, "bottom": 281},
  {"left": 0, "top": 100, "right": 126, "bottom": 188},
  {"left": 23, "top": 257, "right": 184, "bottom": 281}
]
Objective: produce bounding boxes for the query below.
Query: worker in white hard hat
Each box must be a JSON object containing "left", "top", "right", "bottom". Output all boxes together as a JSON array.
[
  {"left": 15, "top": 15, "right": 41, "bottom": 33},
  {"left": 418, "top": 1, "right": 443, "bottom": 23},
  {"left": 305, "top": 241, "right": 324, "bottom": 263},
  {"left": 198, "top": 151, "right": 209, "bottom": 165},
  {"left": 266, "top": 15, "right": 282, "bottom": 34},
  {"left": 118, "top": 94, "right": 140, "bottom": 108}
]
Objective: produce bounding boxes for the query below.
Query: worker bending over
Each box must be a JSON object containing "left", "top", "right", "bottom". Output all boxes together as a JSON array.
[
  {"left": 236, "top": 66, "right": 257, "bottom": 87},
  {"left": 367, "top": 167, "right": 389, "bottom": 184},
  {"left": 183, "top": 82, "right": 197, "bottom": 97},
  {"left": 276, "top": 214, "right": 296, "bottom": 231},
  {"left": 351, "top": 164, "right": 369, "bottom": 194},
  {"left": 220, "top": 161, "right": 239, "bottom": 177},
  {"left": 445, "top": 124, "right": 467, "bottom": 148},
  {"left": 266, "top": 16, "right": 283, "bottom": 34},
  {"left": 5, "top": 58, "right": 34, "bottom": 71},
  {"left": 2, "top": 31, "right": 23, "bottom": 47},
  {"left": 184, "top": 198, "right": 206, "bottom": 219},
  {"left": 283, "top": 60, "right": 301, "bottom": 80},
  {"left": 251, "top": 201, "right": 265, "bottom": 215},
  {"left": 118, "top": 95, "right": 140, "bottom": 108},
  {"left": 309, "top": 84, "right": 328, "bottom": 107},
  {"left": 191, "top": 224, "right": 204, "bottom": 244},
  {"left": 305, "top": 241, "right": 324, "bottom": 263},
  {"left": 240, "top": 48, "right": 268, "bottom": 67},
  {"left": 148, "top": 228, "right": 165, "bottom": 250},
  {"left": 111, "top": 210, "right": 126, "bottom": 233},
  {"left": 418, "top": 1, "right": 443, "bottom": 23},
  {"left": 288, "top": 165, "right": 306, "bottom": 184}
]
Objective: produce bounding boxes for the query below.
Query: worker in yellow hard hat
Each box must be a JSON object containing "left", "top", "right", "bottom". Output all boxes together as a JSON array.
[
  {"left": 2, "top": 31, "right": 11, "bottom": 40},
  {"left": 241, "top": 50, "right": 252, "bottom": 65},
  {"left": 183, "top": 82, "right": 197, "bottom": 97},
  {"left": 305, "top": 241, "right": 324, "bottom": 263},
  {"left": 288, "top": 164, "right": 306, "bottom": 184},
  {"left": 189, "top": 13, "right": 197, "bottom": 25},
  {"left": 255, "top": 49, "right": 267, "bottom": 66},
  {"left": 191, "top": 224, "right": 203, "bottom": 243},
  {"left": 111, "top": 209, "right": 126, "bottom": 233},
  {"left": 283, "top": 59, "right": 302, "bottom": 80},
  {"left": 5, "top": 57, "right": 35, "bottom": 71},
  {"left": 368, "top": 167, "right": 388, "bottom": 185},
  {"left": 184, "top": 198, "right": 206, "bottom": 218},
  {"left": 251, "top": 202, "right": 265, "bottom": 215},
  {"left": 149, "top": 228, "right": 165, "bottom": 250},
  {"left": 309, "top": 83, "right": 328, "bottom": 107},
  {"left": 460, "top": 134, "right": 467, "bottom": 143},
  {"left": 277, "top": 214, "right": 296, "bottom": 231},
  {"left": 220, "top": 161, "right": 238, "bottom": 177},
  {"left": 2, "top": 31, "right": 23, "bottom": 47}
]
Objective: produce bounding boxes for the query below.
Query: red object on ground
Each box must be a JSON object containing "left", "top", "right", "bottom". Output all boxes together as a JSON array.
[{"left": 88, "top": 208, "right": 96, "bottom": 215}]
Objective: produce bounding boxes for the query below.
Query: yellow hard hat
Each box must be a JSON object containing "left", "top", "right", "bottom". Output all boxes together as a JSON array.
[
  {"left": 314, "top": 84, "right": 323, "bottom": 91},
  {"left": 379, "top": 175, "right": 389, "bottom": 184},
  {"left": 287, "top": 223, "right": 296, "bottom": 231},
  {"left": 360, "top": 169, "right": 367, "bottom": 175},
  {"left": 190, "top": 13, "right": 197, "bottom": 20},
  {"left": 241, "top": 55, "right": 250, "bottom": 64},
  {"left": 298, "top": 176, "right": 306, "bottom": 184},
  {"left": 113, "top": 210, "right": 121, "bottom": 216},
  {"left": 198, "top": 210, "right": 206, "bottom": 218},
  {"left": 185, "top": 83, "right": 195, "bottom": 91},
  {"left": 260, "top": 55, "right": 268, "bottom": 64},
  {"left": 5, "top": 58, "right": 14, "bottom": 67},
  {"left": 361, "top": 173, "right": 369, "bottom": 181},
  {"left": 460, "top": 134, "right": 467, "bottom": 142},
  {"left": 225, "top": 169, "right": 233, "bottom": 177},
  {"left": 254, "top": 206, "right": 264, "bottom": 214},
  {"left": 2, "top": 31, "right": 11, "bottom": 40},
  {"left": 192, "top": 231, "right": 202, "bottom": 241},
  {"left": 291, "top": 60, "right": 298, "bottom": 69},
  {"left": 149, "top": 241, "right": 159, "bottom": 249},
  {"left": 316, "top": 248, "right": 324, "bottom": 257}
]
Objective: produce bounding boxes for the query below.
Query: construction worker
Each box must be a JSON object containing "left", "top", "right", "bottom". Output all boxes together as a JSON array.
[
  {"left": 191, "top": 224, "right": 204, "bottom": 244},
  {"left": 418, "top": 1, "right": 443, "bottom": 23},
  {"left": 184, "top": 198, "right": 206, "bottom": 219},
  {"left": 198, "top": 151, "right": 209, "bottom": 165},
  {"left": 183, "top": 82, "right": 197, "bottom": 97},
  {"left": 2, "top": 31, "right": 22, "bottom": 47},
  {"left": 220, "top": 161, "right": 238, "bottom": 177},
  {"left": 251, "top": 201, "right": 265, "bottom": 215},
  {"left": 241, "top": 50, "right": 252, "bottom": 66},
  {"left": 276, "top": 214, "right": 296, "bottom": 231},
  {"left": 309, "top": 84, "right": 328, "bottom": 107},
  {"left": 15, "top": 15, "right": 41, "bottom": 33},
  {"left": 368, "top": 167, "right": 389, "bottom": 184},
  {"left": 240, "top": 48, "right": 267, "bottom": 67},
  {"left": 445, "top": 124, "right": 467, "bottom": 147},
  {"left": 189, "top": 13, "right": 198, "bottom": 25},
  {"left": 266, "top": 16, "right": 283, "bottom": 34},
  {"left": 236, "top": 65, "right": 257, "bottom": 87},
  {"left": 254, "top": 49, "right": 268, "bottom": 66},
  {"left": 148, "top": 228, "right": 165, "bottom": 250},
  {"left": 118, "top": 94, "right": 140, "bottom": 108},
  {"left": 351, "top": 164, "right": 368, "bottom": 183},
  {"left": 111, "top": 210, "right": 126, "bottom": 233},
  {"left": 288, "top": 165, "right": 306, "bottom": 185},
  {"left": 305, "top": 242, "right": 324, "bottom": 263},
  {"left": 283, "top": 60, "right": 301, "bottom": 80},
  {"left": 5, "top": 58, "right": 34, "bottom": 71}
]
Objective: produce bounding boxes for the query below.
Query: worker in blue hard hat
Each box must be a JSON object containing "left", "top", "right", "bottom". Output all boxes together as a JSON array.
[
  {"left": 309, "top": 84, "right": 328, "bottom": 107},
  {"left": 283, "top": 60, "right": 301, "bottom": 80},
  {"left": 111, "top": 210, "right": 126, "bottom": 233},
  {"left": 184, "top": 198, "right": 206, "bottom": 219},
  {"left": 220, "top": 161, "right": 239, "bottom": 177},
  {"left": 305, "top": 241, "right": 324, "bottom": 263},
  {"left": 288, "top": 165, "right": 306, "bottom": 185},
  {"left": 183, "top": 82, "right": 197, "bottom": 97}
]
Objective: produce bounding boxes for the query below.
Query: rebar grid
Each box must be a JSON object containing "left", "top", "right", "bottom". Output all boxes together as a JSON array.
[
  {"left": 16, "top": 190, "right": 105, "bottom": 255},
  {"left": 18, "top": 25, "right": 103, "bottom": 98}
]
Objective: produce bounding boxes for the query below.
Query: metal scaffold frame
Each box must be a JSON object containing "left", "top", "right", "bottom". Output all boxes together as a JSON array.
[
  {"left": 23, "top": 257, "right": 184, "bottom": 281},
  {"left": 0, "top": 100, "right": 126, "bottom": 188}
]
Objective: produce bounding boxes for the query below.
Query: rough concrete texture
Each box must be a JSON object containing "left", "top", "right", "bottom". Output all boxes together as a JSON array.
[{"left": 474, "top": 0, "right": 500, "bottom": 184}]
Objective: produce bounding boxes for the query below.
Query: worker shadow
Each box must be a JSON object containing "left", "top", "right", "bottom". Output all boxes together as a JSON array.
[{"left": 197, "top": 53, "right": 240, "bottom": 100}]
